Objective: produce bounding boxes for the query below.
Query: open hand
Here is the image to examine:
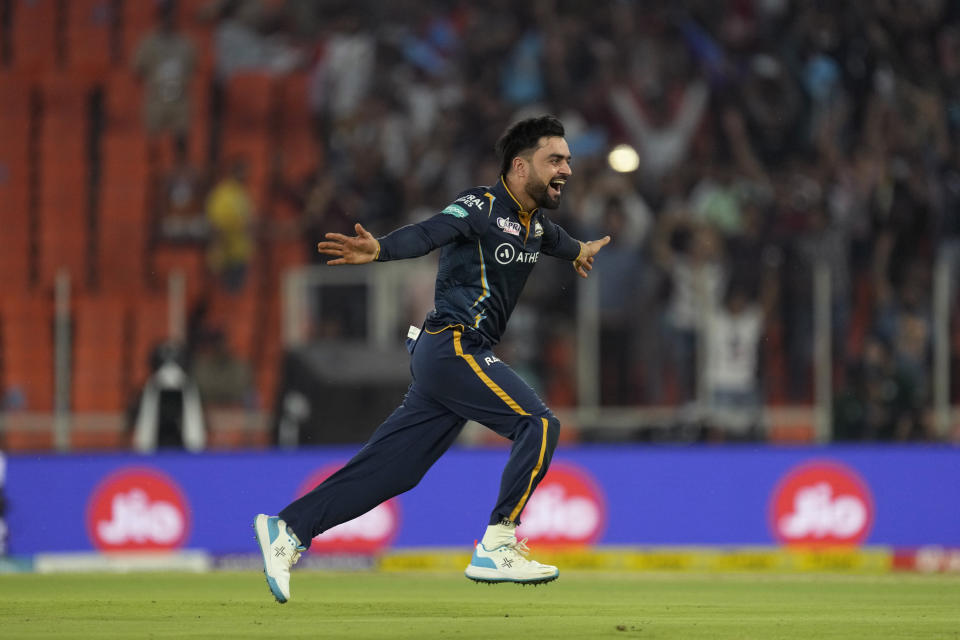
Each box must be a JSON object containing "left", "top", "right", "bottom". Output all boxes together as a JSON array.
[
  {"left": 573, "top": 236, "right": 611, "bottom": 278},
  {"left": 317, "top": 223, "right": 379, "bottom": 265}
]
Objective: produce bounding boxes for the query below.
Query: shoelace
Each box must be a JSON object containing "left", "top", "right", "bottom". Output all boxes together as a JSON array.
[
  {"left": 288, "top": 537, "right": 304, "bottom": 566},
  {"left": 506, "top": 537, "right": 531, "bottom": 557}
]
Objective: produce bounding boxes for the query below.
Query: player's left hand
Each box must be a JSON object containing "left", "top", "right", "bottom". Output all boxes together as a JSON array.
[{"left": 573, "top": 236, "right": 611, "bottom": 279}]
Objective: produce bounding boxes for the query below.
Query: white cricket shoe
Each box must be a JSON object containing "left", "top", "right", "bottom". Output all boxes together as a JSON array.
[
  {"left": 464, "top": 537, "right": 559, "bottom": 584},
  {"left": 254, "top": 514, "right": 304, "bottom": 603}
]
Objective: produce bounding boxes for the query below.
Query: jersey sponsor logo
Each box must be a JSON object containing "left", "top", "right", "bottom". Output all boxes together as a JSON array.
[
  {"left": 296, "top": 464, "right": 400, "bottom": 554},
  {"left": 494, "top": 243, "right": 516, "bottom": 264},
  {"left": 86, "top": 467, "right": 190, "bottom": 551},
  {"left": 534, "top": 221, "right": 543, "bottom": 237},
  {"left": 442, "top": 204, "right": 469, "bottom": 218},
  {"left": 769, "top": 460, "right": 874, "bottom": 547},
  {"left": 496, "top": 217, "right": 522, "bottom": 236},
  {"left": 484, "top": 355, "right": 501, "bottom": 366},
  {"left": 515, "top": 251, "right": 539, "bottom": 264},
  {"left": 516, "top": 462, "right": 607, "bottom": 546},
  {"left": 455, "top": 194, "right": 486, "bottom": 210},
  {"left": 494, "top": 243, "right": 539, "bottom": 265}
]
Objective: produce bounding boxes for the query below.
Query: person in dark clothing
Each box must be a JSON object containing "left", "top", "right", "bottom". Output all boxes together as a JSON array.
[{"left": 254, "top": 115, "right": 610, "bottom": 602}]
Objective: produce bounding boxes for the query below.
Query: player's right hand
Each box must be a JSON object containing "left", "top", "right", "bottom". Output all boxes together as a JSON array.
[{"left": 317, "top": 223, "right": 380, "bottom": 265}]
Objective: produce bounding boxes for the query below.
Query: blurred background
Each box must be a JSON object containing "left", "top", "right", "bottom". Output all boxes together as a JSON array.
[{"left": 2, "top": 0, "right": 960, "bottom": 453}]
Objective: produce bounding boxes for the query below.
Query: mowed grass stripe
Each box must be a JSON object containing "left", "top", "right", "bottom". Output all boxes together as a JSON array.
[{"left": 0, "top": 571, "right": 958, "bottom": 639}]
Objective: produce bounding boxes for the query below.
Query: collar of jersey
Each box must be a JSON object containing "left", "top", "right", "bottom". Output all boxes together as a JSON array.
[{"left": 497, "top": 175, "right": 537, "bottom": 224}]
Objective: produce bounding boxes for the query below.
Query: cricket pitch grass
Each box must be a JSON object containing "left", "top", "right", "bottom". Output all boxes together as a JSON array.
[{"left": 1, "top": 570, "right": 958, "bottom": 639}]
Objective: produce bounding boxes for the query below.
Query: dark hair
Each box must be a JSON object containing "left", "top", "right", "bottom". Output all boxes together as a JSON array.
[{"left": 495, "top": 115, "right": 565, "bottom": 177}]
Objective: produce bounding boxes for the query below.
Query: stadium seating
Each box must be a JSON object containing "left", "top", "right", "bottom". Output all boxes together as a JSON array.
[
  {"left": 65, "top": 0, "right": 115, "bottom": 76},
  {"left": 0, "top": 295, "right": 54, "bottom": 412},
  {"left": 10, "top": 0, "right": 59, "bottom": 73},
  {"left": 72, "top": 295, "right": 127, "bottom": 412},
  {"left": 0, "top": 72, "right": 33, "bottom": 292},
  {"left": 0, "top": 0, "right": 303, "bottom": 450}
]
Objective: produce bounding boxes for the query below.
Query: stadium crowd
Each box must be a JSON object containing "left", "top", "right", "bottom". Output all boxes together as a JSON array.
[
  {"left": 150, "top": 0, "right": 957, "bottom": 442},
  {"left": 5, "top": 0, "right": 959, "bottom": 445}
]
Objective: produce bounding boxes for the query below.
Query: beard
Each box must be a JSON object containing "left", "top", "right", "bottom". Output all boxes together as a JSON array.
[{"left": 524, "top": 171, "right": 562, "bottom": 210}]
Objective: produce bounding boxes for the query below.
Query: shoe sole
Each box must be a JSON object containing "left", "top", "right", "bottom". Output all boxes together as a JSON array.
[
  {"left": 464, "top": 567, "right": 559, "bottom": 585},
  {"left": 253, "top": 515, "right": 289, "bottom": 604}
]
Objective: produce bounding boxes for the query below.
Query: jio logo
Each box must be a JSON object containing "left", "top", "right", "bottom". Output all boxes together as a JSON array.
[
  {"left": 86, "top": 468, "right": 190, "bottom": 551},
  {"left": 769, "top": 460, "right": 874, "bottom": 547},
  {"left": 495, "top": 243, "right": 516, "bottom": 265}
]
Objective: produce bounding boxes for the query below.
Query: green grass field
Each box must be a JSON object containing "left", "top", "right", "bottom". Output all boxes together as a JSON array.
[{"left": 1, "top": 570, "right": 958, "bottom": 639}]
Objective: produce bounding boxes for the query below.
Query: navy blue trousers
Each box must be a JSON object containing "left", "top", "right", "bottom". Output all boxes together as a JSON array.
[{"left": 279, "top": 325, "right": 561, "bottom": 547}]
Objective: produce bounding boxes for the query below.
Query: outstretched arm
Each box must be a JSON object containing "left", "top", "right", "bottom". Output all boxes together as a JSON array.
[
  {"left": 317, "top": 223, "right": 380, "bottom": 265},
  {"left": 572, "top": 236, "right": 612, "bottom": 279}
]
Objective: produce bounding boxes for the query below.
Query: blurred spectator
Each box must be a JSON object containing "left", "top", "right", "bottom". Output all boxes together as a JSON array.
[
  {"left": 17, "top": 0, "right": 960, "bottom": 445},
  {"left": 702, "top": 283, "right": 766, "bottom": 442},
  {"left": 593, "top": 199, "right": 645, "bottom": 405},
  {"left": 205, "top": 0, "right": 303, "bottom": 80},
  {"left": 834, "top": 334, "right": 928, "bottom": 441},
  {"left": 582, "top": 174, "right": 652, "bottom": 405},
  {"left": 130, "top": 342, "right": 206, "bottom": 453},
  {"left": 607, "top": 64, "right": 709, "bottom": 187},
  {"left": 653, "top": 214, "right": 726, "bottom": 403},
  {"left": 272, "top": 163, "right": 367, "bottom": 339},
  {"left": 205, "top": 158, "right": 256, "bottom": 292},
  {"left": 192, "top": 328, "right": 254, "bottom": 407},
  {"left": 133, "top": 1, "right": 196, "bottom": 161},
  {"left": 782, "top": 197, "right": 852, "bottom": 402},
  {"left": 157, "top": 144, "right": 209, "bottom": 243},
  {"left": 308, "top": 7, "right": 376, "bottom": 148}
]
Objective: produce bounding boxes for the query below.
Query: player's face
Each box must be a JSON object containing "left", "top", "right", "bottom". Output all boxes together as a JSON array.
[{"left": 524, "top": 136, "right": 572, "bottom": 210}]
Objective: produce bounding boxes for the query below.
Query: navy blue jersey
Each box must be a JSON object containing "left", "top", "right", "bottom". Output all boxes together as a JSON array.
[{"left": 376, "top": 176, "right": 582, "bottom": 345}]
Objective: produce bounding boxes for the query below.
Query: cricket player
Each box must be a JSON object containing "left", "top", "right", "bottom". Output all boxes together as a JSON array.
[{"left": 255, "top": 115, "right": 610, "bottom": 603}]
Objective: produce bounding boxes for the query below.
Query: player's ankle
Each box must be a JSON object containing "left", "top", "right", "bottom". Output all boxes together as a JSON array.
[{"left": 481, "top": 518, "right": 517, "bottom": 549}]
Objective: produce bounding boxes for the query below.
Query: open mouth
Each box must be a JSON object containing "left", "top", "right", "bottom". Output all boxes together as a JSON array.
[{"left": 548, "top": 178, "right": 566, "bottom": 198}]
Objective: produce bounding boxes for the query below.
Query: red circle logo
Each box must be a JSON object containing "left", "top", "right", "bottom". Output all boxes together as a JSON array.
[
  {"left": 516, "top": 462, "right": 607, "bottom": 546},
  {"left": 86, "top": 468, "right": 190, "bottom": 551},
  {"left": 295, "top": 464, "right": 400, "bottom": 554},
  {"left": 769, "top": 460, "right": 874, "bottom": 547}
]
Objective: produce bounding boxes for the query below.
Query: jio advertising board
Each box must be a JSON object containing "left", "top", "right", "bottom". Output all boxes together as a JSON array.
[{"left": 4, "top": 446, "right": 959, "bottom": 555}]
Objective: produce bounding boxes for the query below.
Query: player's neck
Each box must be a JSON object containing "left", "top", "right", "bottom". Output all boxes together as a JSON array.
[{"left": 502, "top": 174, "right": 536, "bottom": 213}]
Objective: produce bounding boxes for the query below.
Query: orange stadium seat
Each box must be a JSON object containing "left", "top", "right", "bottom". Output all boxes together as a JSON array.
[
  {"left": 224, "top": 72, "right": 276, "bottom": 130},
  {"left": 65, "top": 0, "right": 116, "bottom": 75},
  {"left": 275, "top": 73, "right": 321, "bottom": 184},
  {"left": 149, "top": 245, "right": 208, "bottom": 308},
  {"left": 0, "top": 295, "right": 54, "bottom": 411},
  {"left": 129, "top": 293, "right": 170, "bottom": 388},
  {"left": 104, "top": 72, "right": 144, "bottom": 131},
  {"left": 278, "top": 72, "right": 313, "bottom": 130},
  {"left": 186, "top": 73, "right": 211, "bottom": 167},
  {"left": 37, "top": 79, "right": 90, "bottom": 289},
  {"left": 98, "top": 152, "right": 149, "bottom": 293},
  {"left": 11, "top": 0, "right": 60, "bottom": 72},
  {"left": 39, "top": 73, "right": 91, "bottom": 118},
  {"left": 72, "top": 296, "right": 127, "bottom": 411},
  {"left": 120, "top": 0, "right": 157, "bottom": 66},
  {"left": 0, "top": 74, "right": 32, "bottom": 291},
  {"left": 205, "top": 284, "right": 259, "bottom": 361}
]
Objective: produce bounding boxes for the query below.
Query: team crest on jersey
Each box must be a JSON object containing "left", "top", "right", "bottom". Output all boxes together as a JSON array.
[
  {"left": 534, "top": 221, "right": 543, "bottom": 237},
  {"left": 442, "top": 204, "right": 469, "bottom": 218},
  {"left": 497, "top": 217, "right": 521, "bottom": 236}
]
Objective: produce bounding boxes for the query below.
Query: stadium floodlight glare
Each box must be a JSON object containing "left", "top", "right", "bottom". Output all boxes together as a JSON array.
[{"left": 607, "top": 144, "right": 640, "bottom": 173}]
